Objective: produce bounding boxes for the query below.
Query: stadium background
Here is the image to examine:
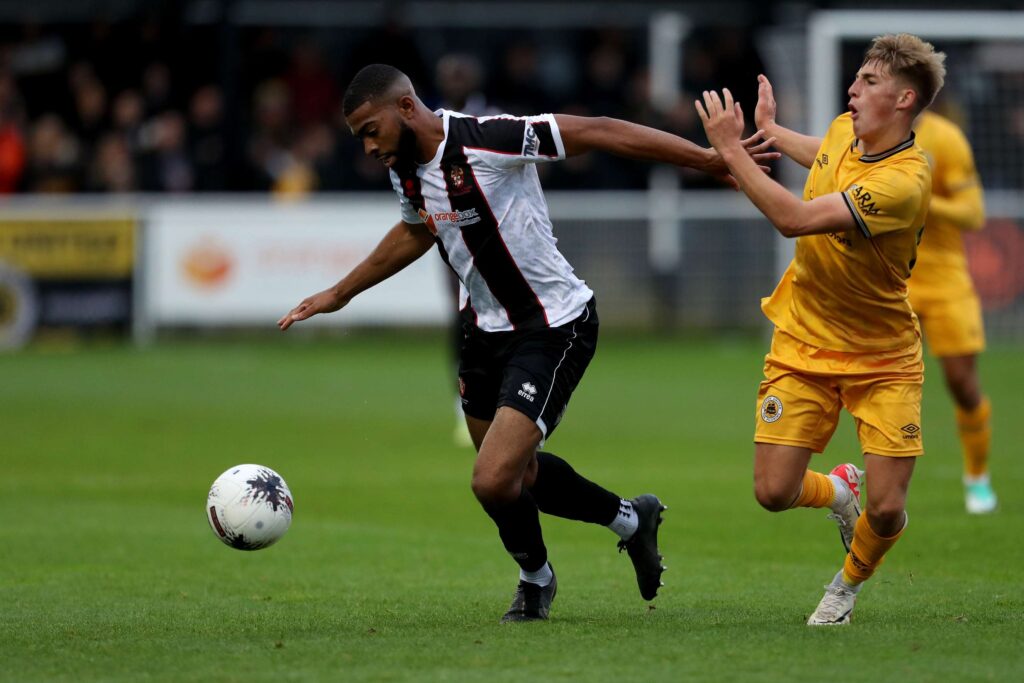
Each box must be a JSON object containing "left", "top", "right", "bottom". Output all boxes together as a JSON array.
[
  {"left": 1, "top": 2, "right": 1022, "bottom": 681},
  {"left": 0, "top": 0, "right": 1022, "bottom": 341}
]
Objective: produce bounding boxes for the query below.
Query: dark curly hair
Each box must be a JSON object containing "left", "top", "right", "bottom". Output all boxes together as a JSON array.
[{"left": 343, "top": 64, "right": 408, "bottom": 116}]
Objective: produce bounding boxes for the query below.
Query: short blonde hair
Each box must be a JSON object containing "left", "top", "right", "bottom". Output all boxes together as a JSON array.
[{"left": 864, "top": 33, "right": 947, "bottom": 113}]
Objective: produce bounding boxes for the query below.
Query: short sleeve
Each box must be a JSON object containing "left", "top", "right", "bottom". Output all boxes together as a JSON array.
[
  {"left": 469, "top": 113, "right": 566, "bottom": 169},
  {"left": 841, "top": 167, "right": 926, "bottom": 238},
  {"left": 389, "top": 170, "right": 424, "bottom": 224}
]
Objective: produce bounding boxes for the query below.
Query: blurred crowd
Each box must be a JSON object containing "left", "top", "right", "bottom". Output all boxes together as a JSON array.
[
  {"left": 0, "top": 14, "right": 1021, "bottom": 197},
  {"left": 0, "top": 13, "right": 772, "bottom": 196}
]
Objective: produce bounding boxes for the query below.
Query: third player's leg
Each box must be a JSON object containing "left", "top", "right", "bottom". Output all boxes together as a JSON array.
[{"left": 939, "top": 353, "right": 982, "bottom": 410}]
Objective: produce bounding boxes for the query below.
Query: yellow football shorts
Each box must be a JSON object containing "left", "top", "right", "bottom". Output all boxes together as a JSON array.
[
  {"left": 908, "top": 289, "right": 986, "bottom": 357},
  {"left": 754, "top": 330, "right": 924, "bottom": 457}
]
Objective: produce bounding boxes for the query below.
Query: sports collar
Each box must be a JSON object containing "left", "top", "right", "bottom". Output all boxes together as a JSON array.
[{"left": 852, "top": 132, "right": 916, "bottom": 163}]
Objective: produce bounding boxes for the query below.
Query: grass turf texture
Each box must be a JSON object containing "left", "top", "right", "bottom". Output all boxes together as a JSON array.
[{"left": 2, "top": 336, "right": 1022, "bottom": 682}]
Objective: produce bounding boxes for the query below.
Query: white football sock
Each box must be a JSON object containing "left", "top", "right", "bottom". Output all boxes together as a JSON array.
[
  {"left": 831, "top": 570, "right": 862, "bottom": 593},
  {"left": 520, "top": 562, "right": 553, "bottom": 587},
  {"left": 827, "top": 474, "right": 850, "bottom": 510},
  {"left": 608, "top": 499, "right": 639, "bottom": 540}
]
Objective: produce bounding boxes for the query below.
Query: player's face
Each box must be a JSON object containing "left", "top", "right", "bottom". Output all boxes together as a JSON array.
[
  {"left": 847, "top": 60, "right": 908, "bottom": 142},
  {"left": 347, "top": 100, "right": 417, "bottom": 169}
]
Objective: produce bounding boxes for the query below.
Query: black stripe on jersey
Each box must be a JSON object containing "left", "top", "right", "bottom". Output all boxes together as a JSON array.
[
  {"left": 443, "top": 117, "right": 549, "bottom": 329},
  {"left": 460, "top": 298, "right": 478, "bottom": 327},
  {"left": 531, "top": 121, "right": 559, "bottom": 157},
  {"left": 475, "top": 117, "right": 530, "bottom": 154},
  {"left": 396, "top": 163, "right": 468, "bottom": 315},
  {"left": 841, "top": 191, "right": 872, "bottom": 238},
  {"left": 434, "top": 234, "right": 480, "bottom": 321},
  {"left": 395, "top": 162, "right": 427, "bottom": 216}
]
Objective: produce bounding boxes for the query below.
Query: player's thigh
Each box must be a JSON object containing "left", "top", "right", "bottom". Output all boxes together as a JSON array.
[
  {"left": 753, "top": 442, "right": 814, "bottom": 504},
  {"left": 754, "top": 360, "right": 842, "bottom": 454},
  {"left": 473, "top": 406, "right": 543, "bottom": 493},
  {"left": 465, "top": 415, "right": 491, "bottom": 452},
  {"left": 938, "top": 354, "right": 981, "bottom": 406},
  {"left": 843, "top": 370, "right": 924, "bottom": 457},
  {"left": 917, "top": 294, "right": 986, "bottom": 357},
  {"left": 498, "top": 298, "right": 598, "bottom": 441}
]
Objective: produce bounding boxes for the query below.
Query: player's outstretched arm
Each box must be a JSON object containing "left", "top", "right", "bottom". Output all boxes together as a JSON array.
[
  {"left": 929, "top": 184, "right": 985, "bottom": 231},
  {"left": 697, "top": 88, "right": 855, "bottom": 237},
  {"left": 277, "top": 220, "right": 434, "bottom": 330},
  {"left": 754, "top": 75, "right": 822, "bottom": 169},
  {"left": 553, "top": 113, "right": 779, "bottom": 188}
]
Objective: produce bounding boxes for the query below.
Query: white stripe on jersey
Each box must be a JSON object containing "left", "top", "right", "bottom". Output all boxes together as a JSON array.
[{"left": 389, "top": 109, "right": 593, "bottom": 332}]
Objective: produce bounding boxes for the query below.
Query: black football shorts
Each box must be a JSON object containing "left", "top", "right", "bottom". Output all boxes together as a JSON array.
[{"left": 458, "top": 297, "right": 598, "bottom": 440}]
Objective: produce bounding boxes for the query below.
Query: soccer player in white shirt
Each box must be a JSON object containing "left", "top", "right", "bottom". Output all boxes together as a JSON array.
[{"left": 280, "top": 64, "right": 777, "bottom": 622}]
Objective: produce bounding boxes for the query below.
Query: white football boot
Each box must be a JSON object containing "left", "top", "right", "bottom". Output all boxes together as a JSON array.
[
  {"left": 807, "top": 571, "right": 860, "bottom": 626},
  {"left": 964, "top": 473, "right": 997, "bottom": 514},
  {"left": 826, "top": 463, "right": 864, "bottom": 552}
]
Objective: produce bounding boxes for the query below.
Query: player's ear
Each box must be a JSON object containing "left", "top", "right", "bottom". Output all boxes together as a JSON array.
[
  {"left": 397, "top": 94, "right": 417, "bottom": 119},
  {"left": 896, "top": 87, "right": 918, "bottom": 113}
]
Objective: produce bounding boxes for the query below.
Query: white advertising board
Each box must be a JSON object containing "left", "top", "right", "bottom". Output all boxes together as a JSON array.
[{"left": 143, "top": 198, "right": 449, "bottom": 326}]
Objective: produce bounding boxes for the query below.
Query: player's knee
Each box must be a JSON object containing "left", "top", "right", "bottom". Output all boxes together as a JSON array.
[
  {"left": 753, "top": 481, "right": 794, "bottom": 512},
  {"left": 866, "top": 505, "right": 905, "bottom": 535},
  {"left": 471, "top": 469, "right": 519, "bottom": 506}
]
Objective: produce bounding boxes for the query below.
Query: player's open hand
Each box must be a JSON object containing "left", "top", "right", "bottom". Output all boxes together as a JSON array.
[
  {"left": 701, "top": 128, "right": 779, "bottom": 190},
  {"left": 754, "top": 75, "right": 777, "bottom": 133},
  {"left": 741, "top": 130, "right": 779, "bottom": 166},
  {"left": 277, "top": 288, "right": 347, "bottom": 331},
  {"left": 695, "top": 88, "right": 744, "bottom": 151}
]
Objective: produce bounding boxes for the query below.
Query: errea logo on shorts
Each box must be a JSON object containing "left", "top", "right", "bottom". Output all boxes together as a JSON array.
[
  {"left": 518, "top": 382, "right": 538, "bottom": 402},
  {"left": 760, "top": 395, "right": 783, "bottom": 423}
]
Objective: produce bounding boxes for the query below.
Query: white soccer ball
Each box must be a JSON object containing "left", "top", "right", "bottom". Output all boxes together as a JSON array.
[{"left": 206, "top": 464, "right": 294, "bottom": 550}]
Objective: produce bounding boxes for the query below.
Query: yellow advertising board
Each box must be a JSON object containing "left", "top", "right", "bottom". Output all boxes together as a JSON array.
[{"left": 0, "top": 219, "right": 135, "bottom": 278}]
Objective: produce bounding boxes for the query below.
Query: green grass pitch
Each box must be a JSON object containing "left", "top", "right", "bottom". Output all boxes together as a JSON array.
[{"left": 2, "top": 335, "right": 1022, "bottom": 682}]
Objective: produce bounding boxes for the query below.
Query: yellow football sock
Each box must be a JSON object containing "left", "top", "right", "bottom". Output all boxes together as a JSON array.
[
  {"left": 842, "top": 513, "right": 905, "bottom": 585},
  {"left": 789, "top": 470, "right": 835, "bottom": 509},
  {"left": 957, "top": 397, "right": 991, "bottom": 478}
]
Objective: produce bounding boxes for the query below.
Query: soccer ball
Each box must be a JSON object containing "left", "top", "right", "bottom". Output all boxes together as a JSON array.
[{"left": 206, "top": 464, "right": 294, "bottom": 550}]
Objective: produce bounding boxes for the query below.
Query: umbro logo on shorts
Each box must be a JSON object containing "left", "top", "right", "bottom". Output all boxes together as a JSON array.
[{"left": 901, "top": 423, "right": 920, "bottom": 440}]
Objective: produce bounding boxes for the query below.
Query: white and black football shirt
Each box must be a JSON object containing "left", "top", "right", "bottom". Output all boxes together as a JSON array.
[{"left": 389, "top": 110, "right": 593, "bottom": 332}]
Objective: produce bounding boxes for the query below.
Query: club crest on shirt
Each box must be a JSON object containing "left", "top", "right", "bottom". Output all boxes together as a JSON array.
[
  {"left": 760, "top": 395, "right": 783, "bottom": 423},
  {"left": 448, "top": 165, "right": 473, "bottom": 195}
]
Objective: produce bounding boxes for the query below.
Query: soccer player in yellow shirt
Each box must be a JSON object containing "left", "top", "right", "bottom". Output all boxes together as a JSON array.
[
  {"left": 909, "top": 111, "right": 996, "bottom": 514},
  {"left": 696, "top": 33, "right": 946, "bottom": 625}
]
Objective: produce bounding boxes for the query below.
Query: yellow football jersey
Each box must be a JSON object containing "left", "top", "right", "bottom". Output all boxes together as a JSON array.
[
  {"left": 761, "top": 112, "right": 932, "bottom": 352},
  {"left": 907, "top": 111, "right": 985, "bottom": 298}
]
